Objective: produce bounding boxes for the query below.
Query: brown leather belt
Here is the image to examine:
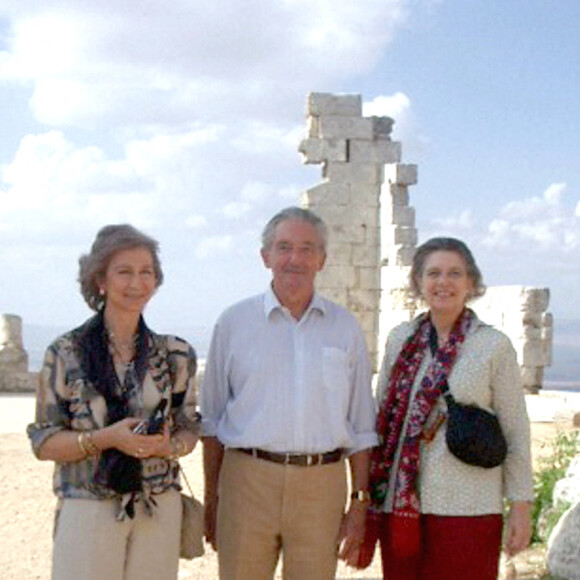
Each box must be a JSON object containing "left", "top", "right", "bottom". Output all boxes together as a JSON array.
[{"left": 237, "top": 448, "right": 343, "bottom": 467}]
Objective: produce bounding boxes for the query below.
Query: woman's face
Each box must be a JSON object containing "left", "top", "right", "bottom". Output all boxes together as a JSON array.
[
  {"left": 418, "top": 250, "right": 474, "bottom": 320},
  {"left": 99, "top": 246, "right": 157, "bottom": 316}
]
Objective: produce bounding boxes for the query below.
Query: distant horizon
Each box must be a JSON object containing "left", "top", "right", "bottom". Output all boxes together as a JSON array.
[{"left": 20, "top": 318, "right": 580, "bottom": 388}]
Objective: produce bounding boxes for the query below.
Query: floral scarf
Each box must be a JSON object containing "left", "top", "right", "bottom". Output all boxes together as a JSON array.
[{"left": 368, "top": 308, "right": 474, "bottom": 556}]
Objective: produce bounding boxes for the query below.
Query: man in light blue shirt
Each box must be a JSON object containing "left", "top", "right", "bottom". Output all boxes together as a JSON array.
[{"left": 201, "top": 207, "right": 377, "bottom": 580}]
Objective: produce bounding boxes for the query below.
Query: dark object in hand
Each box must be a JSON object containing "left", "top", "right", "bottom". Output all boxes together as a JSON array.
[
  {"left": 145, "top": 399, "right": 167, "bottom": 434},
  {"left": 133, "top": 399, "right": 167, "bottom": 434},
  {"left": 96, "top": 399, "right": 168, "bottom": 494}
]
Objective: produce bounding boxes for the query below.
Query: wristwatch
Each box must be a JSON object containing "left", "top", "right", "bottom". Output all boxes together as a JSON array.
[{"left": 350, "top": 489, "right": 371, "bottom": 502}]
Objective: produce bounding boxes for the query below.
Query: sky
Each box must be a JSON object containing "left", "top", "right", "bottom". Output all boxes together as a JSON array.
[{"left": 1, "top": 0, "right": 579, "bottom": 355}]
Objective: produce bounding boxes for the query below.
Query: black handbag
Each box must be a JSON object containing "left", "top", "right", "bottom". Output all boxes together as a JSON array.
[{"left": 441, "top": 380, "right": 507, "bottom": 469}]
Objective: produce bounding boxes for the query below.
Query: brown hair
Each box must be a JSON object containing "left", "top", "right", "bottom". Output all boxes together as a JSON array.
[
  {"left": 78, "top": 224, "right": 163, "bottom": 311},
  {"left": 409, "top": 237, "right": 486, "bottom": 300}
]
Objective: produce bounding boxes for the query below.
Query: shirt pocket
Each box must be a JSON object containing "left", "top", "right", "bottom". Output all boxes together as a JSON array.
[{"left": 322, "top": 347, "right": 350, "bottom": 407}]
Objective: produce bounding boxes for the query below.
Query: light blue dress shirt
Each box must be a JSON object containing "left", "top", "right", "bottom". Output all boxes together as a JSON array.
[{"left": 201, "top": 288, "right": 377, "bottom": 455}]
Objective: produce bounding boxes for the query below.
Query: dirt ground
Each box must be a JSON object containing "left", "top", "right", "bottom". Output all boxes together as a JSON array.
[{"left": 0, "top": 394, "right": 573, "bottom": 580}]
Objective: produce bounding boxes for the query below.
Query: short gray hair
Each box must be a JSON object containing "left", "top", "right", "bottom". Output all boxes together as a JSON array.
[
  {"left": 261, "top": 207, "right": 328, "bottom": 251},
  {"left": 409, "top": 237, "right": 486, "bottom": 300},
  {"left": 78, "top": 224, "right": 163, "bottom": 311}
]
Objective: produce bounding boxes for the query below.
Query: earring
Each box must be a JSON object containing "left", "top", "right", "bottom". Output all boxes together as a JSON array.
[{"left": 99, "top": 288, "right": 105, "bottom": 296}]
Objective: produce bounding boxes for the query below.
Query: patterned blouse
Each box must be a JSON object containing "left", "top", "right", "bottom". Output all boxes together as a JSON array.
[
  {"left": 27, "top": 316, "right": 200, "bottom": 503},
  {"left": 377, "top": 313, "right": 534, "bottom": 516}
]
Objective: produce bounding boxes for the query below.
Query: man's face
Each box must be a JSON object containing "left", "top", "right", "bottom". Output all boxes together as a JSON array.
[{"left": 261, "top": 219, "right": 326, "bottom": 302}]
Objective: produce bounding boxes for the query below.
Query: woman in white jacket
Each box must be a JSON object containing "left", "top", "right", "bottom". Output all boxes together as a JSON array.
[{"left": 367, "top": 237, "right": 533, "bottom": 580}]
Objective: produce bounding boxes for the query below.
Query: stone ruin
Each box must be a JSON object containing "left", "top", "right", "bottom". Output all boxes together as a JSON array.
[
  {"left": 0, "top": 92, "right": 553, "bottom": 393},
  {"left": 299, "top": 91, "right": 552, "bottom": 392},
  {"left": 0, "top": 313, "right": 37, "bottom": 392}
]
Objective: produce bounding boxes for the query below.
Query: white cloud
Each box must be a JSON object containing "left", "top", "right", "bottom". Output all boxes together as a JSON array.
[
  {"left": 480, "top": 183, "right": 579, "bottom": 251},
  {"left": 0, "top": 1, "right": 422, "bottom": 329},
  {"left": 195, "top": 235, "right": 233, "bottom": 259},
  {"left": 185, "top": 214, "right": 207, "bottom": 229},
  {"left": 432, "top": 209, "right": 475, "bottom": 231},
  {"left": 0, "top": 1, "right": 409, "bottom": 128},
  {"left": 223, "top": 202, "right": 252, "bottom": 219}
]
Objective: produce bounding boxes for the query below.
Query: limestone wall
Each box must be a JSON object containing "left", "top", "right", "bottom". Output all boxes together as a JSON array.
[
  {"left": 299, "top": 91, "right": 552, "bottom": 389},
  {"left": 471, "top": 286, "right": 552, "bottom": 393},
  {"left": 299, "top": 92, "right": 401, "bottom": 367}
]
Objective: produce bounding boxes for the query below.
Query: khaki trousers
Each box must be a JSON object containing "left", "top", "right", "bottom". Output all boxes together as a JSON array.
[
  {"left": 217, "top": 449, "right": 347, "bottom": 580},
  {"left": 52, "top": 489, "right": 181, "bottom": 580}
]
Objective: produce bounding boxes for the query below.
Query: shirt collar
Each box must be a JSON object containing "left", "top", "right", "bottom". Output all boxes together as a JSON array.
[{"left": 263, "top": 285, "right": 326, "bottom": 319}]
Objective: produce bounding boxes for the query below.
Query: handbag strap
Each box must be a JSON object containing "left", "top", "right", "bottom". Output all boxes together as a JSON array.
[
  {"left": 179, "top": 464, "right": 195, "bottom": 497},
  {"left": 429, "top": 329, "right": 456, "bottom": 408}
]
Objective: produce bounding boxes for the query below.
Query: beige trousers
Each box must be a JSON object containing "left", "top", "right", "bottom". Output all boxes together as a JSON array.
[
  {"left": 52, "top": 489, "right": 181, "bottom": 580},
  {"left": 217, "top": 449, "right": 347, "bottom": 580}
]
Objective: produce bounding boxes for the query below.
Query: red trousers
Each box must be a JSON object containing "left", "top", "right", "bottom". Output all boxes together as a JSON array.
[{"left": 378, "top": 513, "right": 503, "bottom": 580}]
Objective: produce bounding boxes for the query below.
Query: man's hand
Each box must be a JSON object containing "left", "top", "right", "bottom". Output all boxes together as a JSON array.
[
  {"left": 337, "top": 502, "right": 367, "bottom": 567},
  {"left": 204, "top": 493, "right": 218, "bottom": 551}
]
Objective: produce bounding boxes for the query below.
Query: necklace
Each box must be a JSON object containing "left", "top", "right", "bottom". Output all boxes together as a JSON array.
[{"left": 106, "top": 328, "right": 138, "bottom": 363}]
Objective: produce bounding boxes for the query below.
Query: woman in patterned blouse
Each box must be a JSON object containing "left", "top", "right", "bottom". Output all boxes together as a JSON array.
[
  {"left": 27, "top": 224, "right": 200, "bottom": 580},
  {"left": 366, "top": 237, "right": 533, "bottom": 580}
]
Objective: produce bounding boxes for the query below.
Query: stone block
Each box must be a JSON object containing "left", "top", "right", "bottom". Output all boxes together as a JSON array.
[
  {"left": 363, "top": 225, "right": 380, "bottom": 246},
  {"left": 358, "top": 267, "right": 380, "bottom": 290},
  {"left": 323, "top": 162, "right": 382, "bottom": 185},
  {"left": 328, "top": 224, "right": 366, "bottom": 244},
  {"left": 318, "top": 116, "right": 374, "bottom": 140},
  {"left": 318, "top": 265, "right": 357, "bottom": 288},
  {"left": 307, "top": 115, "right": 320, "bottom": 138},
  {"left": 307, "top": 93, "right": 362, "bottom": 118},
  {"left": 0, "top": 371, "right": 38, "bottom": 392},
  {"left": 385, "top": 163, "right": 418, "bottom": 185},
  {"left": 386, "top": 244, "right": 415, "bottom": 267},
  {"left": 317, "top": 287, "right": 348, "bottom": 306},
  {"left": 371, "top": 116, "right": 395, "bottom": 139},
  {"left": 348, "top": 139, "right": 401, "bottom": 164},
  {"left": 382, "top": 204, "right": 415, "bottom": 227},
  {"left": 382, "top": 225, "right": 417, "bottom": 247},
  {"left": 347, "top": 289, "right": 380, "bottom": 312},
  {"left": 320, "top": 204, "right": 358, "bottom": 227},
  {"left": 352, "top": 244, "right": 378, "bottom": 267},
  {"left": 520, "top": 366, "right": 544, "bottom": 389},
  {"left": 521, "top": 339, "right": 550, "bottom": 366},
  {"left": 522, "top": 287, "right": 550, "bottom": 312},
  {"left": 352, "top": 309, "right": 378, "bottom": 337},
  {"left": 382, "top": 183, "right": 409, "bottom": 206},
  {"left": 298, "top": 138, "right": 348, "bottom": 164},
  {"left": 324, "top": 242, "right": 352, "bottom": 266},
  {"left": 349, "top": 184, "right": 381, "bottom": 207},
  {"left": 302, "top": 182, "right": 350, "bottom": 206},
  {"left": 348, "top": 204, "right": 379, "bottom": 229}
]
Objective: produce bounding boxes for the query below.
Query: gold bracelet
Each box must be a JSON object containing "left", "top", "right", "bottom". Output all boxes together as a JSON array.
[
  {"left": 84, "top": 431, "right": 100, "bottom": 455},
  {"left": 78, "top": 431, "right": 100, "bottom": 457},
  {"left": 77, "top": 432, "right": 89, "bottom": 457}
]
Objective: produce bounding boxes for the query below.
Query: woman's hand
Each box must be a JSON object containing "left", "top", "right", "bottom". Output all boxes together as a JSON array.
[
  {"left": 96, "top": 417, "right": 164, "bottom": 459},
  {"left": 504, "top": 501, "right": 532, "bottom": 556}
]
